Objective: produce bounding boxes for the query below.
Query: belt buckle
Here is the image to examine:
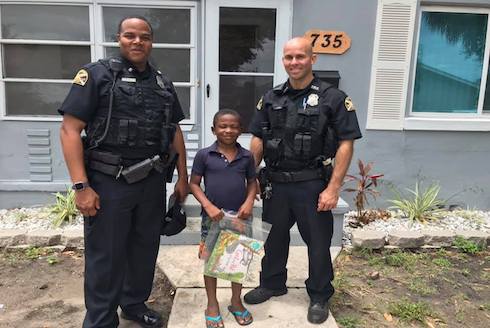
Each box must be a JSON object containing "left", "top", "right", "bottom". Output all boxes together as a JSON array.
[
  {"left": 284, "top": 171, "right": 293, "bottom": 182},
  {"left": 115, "top": 165, "right": 124, "bottom": 179}
]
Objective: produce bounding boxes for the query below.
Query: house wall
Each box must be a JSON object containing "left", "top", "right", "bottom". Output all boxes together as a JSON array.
[
  {"left": 293, "top": 0, "right": 490, "bottom": 208},
  {"left": 1, "top": 0, "right": 489, "bottom": 209}
]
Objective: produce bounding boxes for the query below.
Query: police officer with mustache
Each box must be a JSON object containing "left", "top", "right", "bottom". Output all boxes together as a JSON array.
[{"left": 59, "top": 16, "right": 188, "bottom": 328}]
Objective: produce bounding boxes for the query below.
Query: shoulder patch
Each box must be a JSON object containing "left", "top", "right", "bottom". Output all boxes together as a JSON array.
[
  {"left": 73, "top": 69, "right": 88, "bottom": 86},
  {"left": 344, "top": 96, "right": 355, "bottom": 111},
  {"left": 256, "top": 96, "right": 263, "bottom": 111}
]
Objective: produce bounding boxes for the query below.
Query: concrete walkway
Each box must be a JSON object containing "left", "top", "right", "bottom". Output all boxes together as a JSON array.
[{"left": 156, "top": 245, "right": 341, "bottom": 328}]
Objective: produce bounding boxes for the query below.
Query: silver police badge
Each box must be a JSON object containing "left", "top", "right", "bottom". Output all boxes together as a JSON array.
[{"left": 307, "top": 94, "right": 319, "bottom": 107}]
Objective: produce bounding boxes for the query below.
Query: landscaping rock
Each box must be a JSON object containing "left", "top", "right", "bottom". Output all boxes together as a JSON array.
[
  {"left": 62, "top": 230, "right": 84, "bottom": 248},
  {"left": 387, "top": 230, "right": 425, "bottom": 248},
  {"left": 351, "top": 230, "right": 385, "bottom": 249},
  {"left": 455, "top": 230, "right": 488, "bottom": 247},
  {"left": 0, "top": 229, "right": 27, "bottom": 247},
  {"left": 423, "top": 230, "right": 456, "bottom": 247},
  {"left": 26, "top": 230, "right": 62, "bottom": 246}
]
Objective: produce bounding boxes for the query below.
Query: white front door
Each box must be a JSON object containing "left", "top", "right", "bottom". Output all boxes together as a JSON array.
[{"left": 204, "top": 0, "right": 291, "bottom": 147}]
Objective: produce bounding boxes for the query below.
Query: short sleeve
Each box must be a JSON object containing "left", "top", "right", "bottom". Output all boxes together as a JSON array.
[
  {"left": 245, "top": 154, "right": 256, "bottom": 180},
  {"left": 58, "top": 65, "right": 101, "bottom": 123},
  {"left": 191, "top": 149, "right": 206, "bottom": 176},
  {"left": 324, "top": 89, "right": 362, "bottom": 141},
  {"left": 248, "top": 94, "right": 270, "bottom": 138}
]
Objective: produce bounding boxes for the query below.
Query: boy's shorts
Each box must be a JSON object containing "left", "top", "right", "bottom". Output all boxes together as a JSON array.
[{"left": 198, "top": 214, "right": 213, "bottom": 259}]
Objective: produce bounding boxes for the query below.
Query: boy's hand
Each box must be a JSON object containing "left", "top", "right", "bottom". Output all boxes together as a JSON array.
[
  {"left": 204, "top": 204, "right": 224, "bottom": 221},
  {"left": 237, "top": 201, "right": 253, "bottom": 220}
]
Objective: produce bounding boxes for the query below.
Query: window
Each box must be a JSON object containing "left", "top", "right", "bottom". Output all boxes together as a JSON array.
[
  {"left": 0, "top": 4, "right": 91, "bottom": 117},
  {"left": 102, "top": 6, "right": 195, "bottom": 121},
  {"left": 411, "top": 7, "right": 490, "bottom": 117},
  {"left": 0, "top": 2, "right": 196, "bottom": 123}
]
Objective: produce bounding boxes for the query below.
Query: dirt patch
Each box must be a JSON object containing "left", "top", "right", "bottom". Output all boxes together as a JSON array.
[
  {"left": 331, "top": 247, "right": 490, "bottom": 328},
  {"left": 0, "top": 248, "right": 175, "bottom": 328}
]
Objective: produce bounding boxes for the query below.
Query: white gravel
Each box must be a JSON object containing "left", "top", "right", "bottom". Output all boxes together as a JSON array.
[
  {"left": 0, "top": 207, "right": 83, "bottom": 231},
  {"left": 342, "top": 209, "right": 490, "bottom": 246}
]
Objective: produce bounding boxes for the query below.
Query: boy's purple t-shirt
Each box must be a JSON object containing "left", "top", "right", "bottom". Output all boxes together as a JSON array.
[{"left": 191, "top": 141, "right": 256, "bottom": 212}]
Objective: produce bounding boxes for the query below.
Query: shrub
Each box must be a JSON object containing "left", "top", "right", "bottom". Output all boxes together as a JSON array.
[
  {"left": 343, "top": 160, "right": 383, "bottom": 223},
  {"left": 388, "top": 182, "right": 445, "bottom": 222},
  {"left": 50, "top": 187, "right": 79, "bottom": 227}
]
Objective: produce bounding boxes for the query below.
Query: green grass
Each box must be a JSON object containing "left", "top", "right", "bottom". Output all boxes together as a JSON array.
[
  {"left": 333, "top": 272, "right": 350, "bottom": 291},
  {"left": 384, "top": 250, "right": 427, "bottom": 271},
  {"left": 337, "top": 316, "right": 361, "bottom": 328},
  {"left": 389, "top": 299, "right": 432, "bottom": 322},
  {"left": 408, "top": 278, "right": 437, "bottom": 296},
  {"left": 432, "top": 257, "right": 452, "bottom": 268},
  {"left": 453, "top": 237, "right": 484, "bottom": 254},
  {"left": 24, "top": 246, "right": 52, "bottom": 260}
]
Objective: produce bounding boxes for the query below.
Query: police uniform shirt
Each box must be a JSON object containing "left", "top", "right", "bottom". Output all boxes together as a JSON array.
[
  {"left": 249, "top": 77, "right": 362, "bottom": 142},
  {"left": 58, "top": 57, "right": 185, "bottom": 158}
]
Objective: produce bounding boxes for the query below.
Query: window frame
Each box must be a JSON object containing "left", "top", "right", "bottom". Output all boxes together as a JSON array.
[
  {"left": 0, "top": 0, "right": 197, "bottom": 124},
  {"left": 406, "top": 5, "right": 490, "bottom": 131}
]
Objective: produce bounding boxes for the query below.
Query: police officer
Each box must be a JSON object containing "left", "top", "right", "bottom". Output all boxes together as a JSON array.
[
  {"left": 59, "top": 16, "right": 188, "bottom": 328},
  {"left": 244, "top": 37, "right": 362, "bottom": 324}
]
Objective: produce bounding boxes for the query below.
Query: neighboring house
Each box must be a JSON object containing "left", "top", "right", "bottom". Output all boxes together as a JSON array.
[{"left": 0, "top": 0, "right": 489, "bottom": 208}]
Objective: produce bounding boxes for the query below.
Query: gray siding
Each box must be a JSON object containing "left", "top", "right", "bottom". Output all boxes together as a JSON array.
[{"left": 293, "top": 0, "right": 490, "bottom": 208}]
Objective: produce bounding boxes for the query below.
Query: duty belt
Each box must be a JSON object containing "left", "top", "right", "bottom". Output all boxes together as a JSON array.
[
  {"left": 268, "top": 167, "right": 326, "bottom": 183},
  {"left": 86, "top": 150, "right": 166, "bottom": 184}
]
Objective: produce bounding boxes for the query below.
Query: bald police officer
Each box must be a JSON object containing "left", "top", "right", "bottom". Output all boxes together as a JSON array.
[
  {"left": 59, "top": 16, "right": 188, "bottom": 328},
  {"left": 244, "top": 37, "right": 362, "bottom": 324}
]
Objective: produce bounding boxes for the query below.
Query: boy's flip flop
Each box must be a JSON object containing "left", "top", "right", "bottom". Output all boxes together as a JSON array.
[
  {"left": 227, "top": 305, "right": 253, "bottom": 326},
  {"left": 205, "top": 311, "right": 224, "bottom": 328}
]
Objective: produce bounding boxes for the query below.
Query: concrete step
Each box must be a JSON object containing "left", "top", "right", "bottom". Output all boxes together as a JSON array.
[
  {"left": 168, "top": 288, "right": 338, "bottom": 328},
  {"left": 157, "top": 245, "right": 341, "bottom": 328},
  {"left": 156, "top": 245, "right": 341, "bottom": 288}
]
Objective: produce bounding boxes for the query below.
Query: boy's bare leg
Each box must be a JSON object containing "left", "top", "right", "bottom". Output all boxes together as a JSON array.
[
  {"left": 230, "top": 282, "right": 246, "bottom": 311},
  {"left": 204, "top": 275, "right": 220, "bottom": 316}
]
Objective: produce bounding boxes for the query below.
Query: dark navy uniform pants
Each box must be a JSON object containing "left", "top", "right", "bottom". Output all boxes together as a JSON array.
[
  {"left": 260, "top": 179, "right": 334, "bottom": 303},
  {"left": 82, "top": 170, "right": 165, "bottom": 328}
]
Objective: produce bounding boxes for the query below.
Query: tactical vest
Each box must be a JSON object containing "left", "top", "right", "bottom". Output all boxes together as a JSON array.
[
  {"left": 263, "top": 80, "right": 337, "bottom": 171},
  {"left": 85, "top": 58, "right": 176, "bottom": 158}
]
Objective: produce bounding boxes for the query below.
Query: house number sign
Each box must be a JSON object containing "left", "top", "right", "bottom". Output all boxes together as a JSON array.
[{"left": 304, "top": 29, "right": 351, "bottom": 55}]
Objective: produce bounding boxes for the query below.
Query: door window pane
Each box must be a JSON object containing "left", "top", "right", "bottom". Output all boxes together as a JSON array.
[
  {"left": 484, "top": 56, "right": 490, "bottom": 112},
  {"left": 103, "top": 7, "right": 190, "bottom": 44},
  {"left": 413, "top": 12, "right": 487, "bottom": 113},
  {"left": 219, "top": 75, "right": 273, "bottom": 131},
  {"left": 3, "top": 45, "right": 90, "bottom": 79},
  {"left": 5, "top": 82, "right": 71, "bottom": 116},
  {"left": 1, "top": 5, "right": 89, "bottom": 41},
  {"left": 219, "top": 8, "right": 276, "bottom": 73},
  {"left": 105, "top": 47, "right": 190, "bottom": 82},
  {"left": 175, "top": 87, "right": 190, "bottom": 119}
]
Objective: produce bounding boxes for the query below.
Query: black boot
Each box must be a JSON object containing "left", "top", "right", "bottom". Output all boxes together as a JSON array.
[{"left": 243, "top": 287, "right": 287, "bottom": 304}]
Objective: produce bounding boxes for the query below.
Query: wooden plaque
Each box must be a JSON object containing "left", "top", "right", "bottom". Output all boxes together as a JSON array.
[{"left": 304, "top": 29, "right": 351, "bottom": 55}]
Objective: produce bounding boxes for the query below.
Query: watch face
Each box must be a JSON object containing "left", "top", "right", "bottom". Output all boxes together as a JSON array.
[{"left": 72, "top": 182, "right": 88, "bottom": 191}]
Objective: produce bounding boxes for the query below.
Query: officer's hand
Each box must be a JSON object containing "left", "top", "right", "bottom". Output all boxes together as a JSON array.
[
  {"left": 174, "top": 177, "right": 189, "bottom": 203},
  {"left": 204, "top": 204, "right": 224, "bottom": 221},
  {"left": 75, "top": 187, "right": 100, "bottom": 217},
  {"left": 317, "top": 188, "right": 339, "bottom": 212}
]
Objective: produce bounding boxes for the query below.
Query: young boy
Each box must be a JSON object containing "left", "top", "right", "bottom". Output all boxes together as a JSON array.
[{"left": 190, "top": 109, "right": 256, "bottom": 327}]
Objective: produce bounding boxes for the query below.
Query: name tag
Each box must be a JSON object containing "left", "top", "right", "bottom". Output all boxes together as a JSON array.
[{"left": 121, "top": 77, "right": 136, "bottom": 83}]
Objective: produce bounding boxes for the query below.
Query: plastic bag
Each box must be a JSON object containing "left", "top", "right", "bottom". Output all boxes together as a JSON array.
[{"left": 202, "top": 210, "right": 272, "bottom": 283}]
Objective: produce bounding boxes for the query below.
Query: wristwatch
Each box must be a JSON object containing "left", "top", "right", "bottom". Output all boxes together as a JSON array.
[{"left": 71, "top": 181, "right": 90, "bottom": 191}]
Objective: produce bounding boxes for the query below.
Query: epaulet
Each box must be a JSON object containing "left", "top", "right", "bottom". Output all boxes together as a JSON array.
[
  {"left": 98, "top": 57, "right": 124, "bottom": 76},
  {"left": 272, "top": 82, "right": 288, "bottom": 94}
]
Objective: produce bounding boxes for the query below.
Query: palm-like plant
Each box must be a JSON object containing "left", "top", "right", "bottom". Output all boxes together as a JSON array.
[{"left": 343, "top": 160, "right": 384, "bottom": 221}]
